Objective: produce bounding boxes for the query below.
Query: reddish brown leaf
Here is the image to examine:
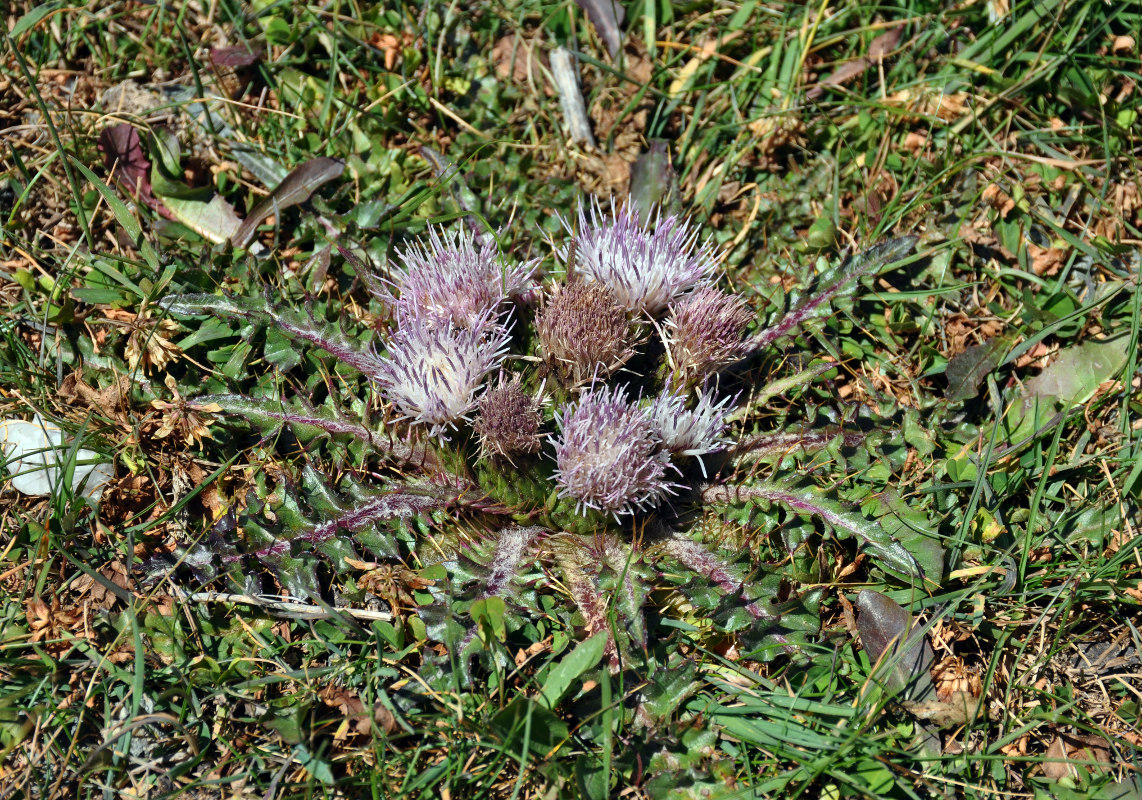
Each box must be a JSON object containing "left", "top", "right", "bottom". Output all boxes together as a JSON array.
[
  {"left": 231, "top": 157, "right": 344, "bottom": 248},
  {"left": 98, "top": 124, "right": 158, "bottom": 209},
  {"left": 868, "top": 27, "right": 904, "bottom": 60},
  {"left": 209, "top": 45, "right": 262, "bottom": 68}
]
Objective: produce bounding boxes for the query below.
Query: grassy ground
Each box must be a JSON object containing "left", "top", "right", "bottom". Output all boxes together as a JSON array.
[{"left": 2, "top": 0, "right": 1141, "bottom": 797}]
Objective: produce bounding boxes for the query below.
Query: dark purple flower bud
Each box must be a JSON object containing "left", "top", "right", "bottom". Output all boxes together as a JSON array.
[
  {"left": 562, "top": 198, "right": 717, "bottom": 316},
  {"left": 392, "top": 226, "right": 536, "bottom": 332},
  {"left": 536, "top": 281, "right": 635, "bottom": 387},
  {"left": 474, "top": 374, "right": 543, "bottom": 461},
  {"left": 553, "top": 385, "right": 675, "bottom": 517},
  {"left": 379, "top": 312, "right": 509, "bottom": 435},
  {"left": 664, "top": 286, "right": 752, "bottom": 383}
]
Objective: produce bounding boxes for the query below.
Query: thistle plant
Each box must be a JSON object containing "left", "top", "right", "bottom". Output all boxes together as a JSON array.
[{"left": 160, "top": 198, "right": 939, "bottom": 672}]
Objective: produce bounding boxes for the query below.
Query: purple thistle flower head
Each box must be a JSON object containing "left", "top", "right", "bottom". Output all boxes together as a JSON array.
[
  {"left": 646, "top": 386, "right": 732, "bottom": 476},
  {"left": 379, "top": 312, "right": 509, "bottom": 435},
  {"left": 553, "top": 384, "right": 676, "bottom": 517},
  {"left": 392, "top": 226, "right": 536, "bottom": 332},
  {"left": 536, "top": 280, "right": 635, "bottom": 387},
  {"left": 562, "top": 198, "right": 717, "bottom": 317},
  {"left": 474, "top": 373, "right": 543, "bottom": 461},
  {"left": 664, "top": 286, "right": 753, "bottom": 384}
]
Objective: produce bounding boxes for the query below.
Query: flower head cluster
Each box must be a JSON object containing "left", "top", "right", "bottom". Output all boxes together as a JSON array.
[
  {"left": 391, "top": 227, "right": 535, "bottom": 331},
  {"left": 553, "top": 385, "right": 675, "bottom": 517},
  {"left": 646, "top": 387, "right": 732, "bottom": 476},
  {"left": 378, "top": 312, "right": 509, "bottom": 435},
  {"left": 664, "top": 286, "right": 752, "bottom": 384},
  {"left": 563, "top": 200, "right": 717, "bottom": 317},
  {"left": 536, "top": 280, "right": 634, "bottom": 386}
]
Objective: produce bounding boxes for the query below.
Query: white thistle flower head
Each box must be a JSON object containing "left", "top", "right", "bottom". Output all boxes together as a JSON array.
[
  {"left": 561, "top": 198, "right": 718, "bottom": 317},
  {"left": 646, "top": 386, "right": 732, "bottom": 476},
  {"left": 553, "top": 384, "right": 676, "bottom": 517},
  {"left": 379, "top": 311, "right": 510, "bottom": 435},
  {"left": 392, "top": 226, "right": 536, "bottom": 332}
]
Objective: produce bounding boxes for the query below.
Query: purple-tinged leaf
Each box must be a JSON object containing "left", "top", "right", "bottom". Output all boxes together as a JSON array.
[
  {"left": 744, "top": 236, "right": 917, "bottom": 355},
  {"left": 733, "top": 429, "right": 866, "bottom": 462},
  {"left": 729, "top": 362, "right": 838, "bottom": 422},
  {"left": 231, "top": 157, "right": 345, "bottom": 248},
  {"left": 158, "top": 292, "right": 259, "bottom": 318},
  {"left": 159, "top": 295, "right": 388, "bottom": 381},
  {"left": 299, "top": 488, "right": 456, "bottom": 544},
  {"left": 550, "top": 536, "right": 614, "bottom": 655},
  {"left": 210, "top": 45, "right": 262, "bottom": 68},
  {"left": 268, "top": 309, "right": 387, "bottom": 381},
  {"left": 454, "top": 525, "right": 547, "bottom": 658},
  {"left": 98, "top": 124, "right": 161, "bottom": 211},
  {"left": 600, "top": 536, "right": 648, "bottom": 650},
  {"left": 855, "top": 590, "right": 936, "bottom": 702},
  {"left": 204, "top": 394, "right": 375, "bottom": 440},
  {"left": 660, "top": 533, "right": 776, "bottom": 622},
  {"left": 200, "top": 393, "right": 437, "bottom": 466},
  {"left": 484, "top": 526, "right": 545, "bottom": 599},
  {"left": 575, "top": 0, "right": 625, "bottom": 58},
  {"left": 945, "top": 335, "right": 1013, "bottom": 402},
  {"left": 701, "top": 481, "right": 935, "bottom": 588}
]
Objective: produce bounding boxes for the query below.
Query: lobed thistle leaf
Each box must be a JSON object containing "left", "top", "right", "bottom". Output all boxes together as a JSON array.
[
  {"left": 391, "top": 225, "right": 536, "bottom": 332},
  {"left": 598, "top": 536, "right": 650, "bottom": 652},
  {"left": 660, "top": 532, "right": 778, "bottom": 622},
  {"left": 483, "top": 526, "right": 546, "bottom": 599},
  {"left": 450, "top": 525, "right": 548, "bottom": 664},
  {"left": 298, "top": 487, "right": 456, "bottom": 546},
  {"left": 241, "top": 467, "right": 461, "bottom": 597},
  {"left": 727, "top": 361, "right": 839, "bottom": 423},
  {"left": 159, "top": 293, "right": 261, "bottom": 318},
  {"left": 744, "top": 236, "right": 918, "bottom": 355},
  {"left": 563, "top": 199, "right": 717, "bottom": 316},
  {"left": 201, "top": 394, "right": 438, "bottom": 468},
  {"left": 160, "top": 294, "right": 387, "bottom": 381},
  {"left": 267, "top": 308, "right": 388, "bottom": 380},
  {"left": 731, "top": 428, "right": 866, "bottom": 463},
  {"left": 204, "top": 393, "right": 372, "bottom": 442},
  {"left": 549, "top": 535, "right": 615, "bottom": 659},
  {"left": 701, "top": 480, "right": 936, "bottom": 588},
  {"left": 553, "top": 384, "right": 676, "bottom": 517},
  {"left": 378, "top": 313, "right": 510, "bottom": 435}
]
